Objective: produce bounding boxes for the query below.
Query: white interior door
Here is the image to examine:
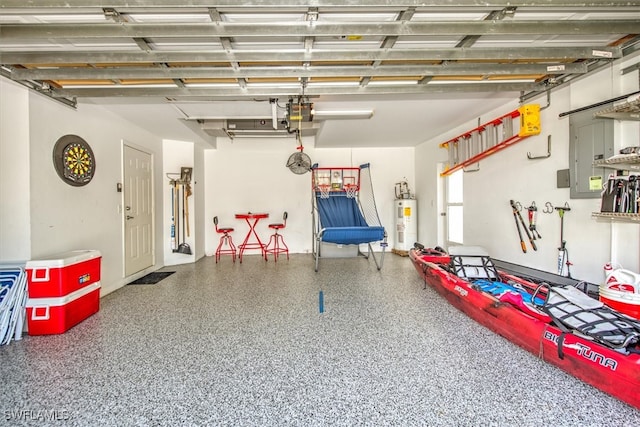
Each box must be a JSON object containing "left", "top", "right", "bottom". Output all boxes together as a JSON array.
[{"left": 124, "top": 144, "right": 154, "bottom": 276}]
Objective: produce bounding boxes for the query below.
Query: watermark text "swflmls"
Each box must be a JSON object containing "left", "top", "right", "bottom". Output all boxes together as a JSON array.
[{"left": 5, "top": 409, "right": 71, "bottom": 422}]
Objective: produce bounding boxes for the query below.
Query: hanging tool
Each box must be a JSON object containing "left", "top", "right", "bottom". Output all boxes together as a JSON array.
[
  {"left": 526, "top": 202, "right": 542, "bottom": 240},
  {"left": 170, "top": 179, "right": 176, "bottom": 251},
  {"left": 185, "top": 183, "right": 192, "bottom": 237},
  {"left": 510, "top": 200, "right": 537, "bottom": 252},
  {"left": 176, "top": 181, "right": 192, "bottom": 255},
  {"left": 172, "top": 178, "right": 180, "bottom": 253},
  {"left": 167, "top": 173, "right": 181, "bottom": 251},
  {"left": 180, "top": 167, "right": 193, "bottom": 237},
  {"left": 510, "top": 200, "right": 527, "bottom": 253},
  {"left": 184, "top": 183, "right": 190, "bottom": 238},
  {"left": 555, "top": 203, "right": 572, "bottom": 277}
]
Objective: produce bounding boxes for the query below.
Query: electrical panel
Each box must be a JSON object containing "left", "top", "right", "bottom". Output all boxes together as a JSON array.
[{"left": 569, "top": 106, "right": 614, "bottom": 199}]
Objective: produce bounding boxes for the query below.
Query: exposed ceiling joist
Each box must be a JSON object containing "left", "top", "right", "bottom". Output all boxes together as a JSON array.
[
  {"left": 0, "top": 47, "right": 622, "bottom": 64},
  {"left": 456, "top": 7, "right": 516, "bottom": 48},
  {"left": 45, "top": 82, "right": 543, "bottom": 98},
  {"left": 8, "top": 63, "right": 588, "bottom": 81},
  {"left": 0, "top": 0, "right": 636, "bottom": 8},
  {"left": 2, "top": 21, "right": 638, "bottom": 39}
]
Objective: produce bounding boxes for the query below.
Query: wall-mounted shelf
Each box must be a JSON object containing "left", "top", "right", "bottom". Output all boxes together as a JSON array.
[
  {"left": 592, "top": 212, "right": 640, "bottom": 221},
  {"left": 593, "top": 154, "right": 640, "bottom": 172},
  {"left": 592, "top": 154, "right": 640, "bottom": 223},
  {"left": 591, "top": 95, "right": 640, "bottom": 223},
  {"left": 594, "top": 95, "right": 640, "bottom": 121}
]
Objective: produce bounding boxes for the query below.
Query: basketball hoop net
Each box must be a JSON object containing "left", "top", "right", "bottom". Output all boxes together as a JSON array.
[
  {"left": 344, "top": 184, "right": 358, "bottom": 198},
  {"left": 318, "top": 184, "right": 331, "bottom": 199}
]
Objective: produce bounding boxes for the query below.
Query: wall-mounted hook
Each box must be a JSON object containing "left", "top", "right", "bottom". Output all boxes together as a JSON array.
[
  {"left": 558, "top": 202, "right": 571, "bottom": 211},
  {"left": 543, "top": 202, "right": 554, "bottom": 214},
  {"left": 166, "top": 172, "right": 181, "bottom": 184},
  {"left": 540, "top": 89, "right": 551, "bottom": 111},
  {"left": 527, "top": 135, "right": 552, "bottom": 160}
]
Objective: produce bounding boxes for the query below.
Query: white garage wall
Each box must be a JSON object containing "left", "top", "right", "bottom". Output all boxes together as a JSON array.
[
  {"left": 415, "top": 52, "right": 640, "bottom": 285},
  {"left": 203, "top": 138, "right": 414, "bottom": 257},
  {"left": 0, "top": 78, "right": 167, "bottom": 296},
  {"left": 0, "top": 78, "right": 30, "bottom": 262},
  {"left": 193, "top": 143, "right": 206, "bottom": 260},
  {"left": 28, "top": 94, "right": 167, "bottom": 296}
]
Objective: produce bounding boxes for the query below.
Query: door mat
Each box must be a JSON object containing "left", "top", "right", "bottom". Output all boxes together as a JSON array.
[{"left": 128, "top": 271, "right": 175, "bottom": 285}]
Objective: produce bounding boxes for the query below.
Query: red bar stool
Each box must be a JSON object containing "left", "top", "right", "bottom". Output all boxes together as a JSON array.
[
  {"left": 264, "top": 212, "right": 289, "bottom": 262},
  {"left": 213, "top": 216, "right": 237, "bottom": 263}
]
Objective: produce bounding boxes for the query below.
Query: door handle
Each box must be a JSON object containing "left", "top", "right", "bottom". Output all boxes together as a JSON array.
[{"left": 126, "top": 215, "right": 134, "bottom": 220}]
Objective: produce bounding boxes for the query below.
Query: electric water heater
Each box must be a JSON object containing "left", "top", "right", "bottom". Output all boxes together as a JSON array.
[{"left": 394, "top": 199, "right": 417, "bottom": 251}]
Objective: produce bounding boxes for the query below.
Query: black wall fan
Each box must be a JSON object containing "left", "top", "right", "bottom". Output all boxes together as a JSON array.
[
  {"left": 286, "top": 128, "right": 312, "bottom": 174},
  {"left": 286, "top": 150, "right": 312, "bottom": 175}
]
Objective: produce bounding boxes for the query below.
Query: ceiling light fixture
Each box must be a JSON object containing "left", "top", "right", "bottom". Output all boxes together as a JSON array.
[
  {"left": 307, "top": 81, "right": 360, "bottom": 87},
  {"left": 367, "top": 80, "right": 419, "bottom": 86},
  {"left": 61, "top": 83, "right": 177, "bottom": 89},
  {"left": 247, "top": 82, "right": 300, "bottom": 89},
  {"left": 270, "top": 98, "right": 278, "bottom": 129},
  {"left": 311, "top": 109, "right": 374, "bottom": 120},
  {"left": 184, "top": 82, "right": 238, "bottom": 88},
  {"left": 432, "top": 79, "right": 536, "bottom": 85}
]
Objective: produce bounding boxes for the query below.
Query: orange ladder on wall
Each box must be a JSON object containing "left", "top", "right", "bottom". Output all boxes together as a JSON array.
[{"left": 440, "top": 104, "right": 541, "bottom": 177}]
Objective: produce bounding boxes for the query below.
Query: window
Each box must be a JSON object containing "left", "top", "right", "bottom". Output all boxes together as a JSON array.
[{"left": 446, "top": 169, "right": 463, "bottom": 245}]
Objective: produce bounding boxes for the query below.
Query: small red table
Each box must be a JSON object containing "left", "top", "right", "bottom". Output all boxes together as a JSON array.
[{"left": 235, "top": 212, "right": 269, "bottom": 262}]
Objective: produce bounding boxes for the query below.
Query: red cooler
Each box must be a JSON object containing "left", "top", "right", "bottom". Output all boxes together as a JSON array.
[
  {"left": 25, "top": 250, "right": 101, "bottom": 335},
  {"left": 600, "top": 285, "right": 640, "bottom": 320}
]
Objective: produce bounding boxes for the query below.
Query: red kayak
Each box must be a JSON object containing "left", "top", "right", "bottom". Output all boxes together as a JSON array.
[{"left": 409, "top": 245, "right": 640, "bottom": 409}]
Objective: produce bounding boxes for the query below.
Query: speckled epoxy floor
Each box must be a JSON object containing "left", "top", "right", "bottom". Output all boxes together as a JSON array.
[{"left": 1, "top": 254, "right": 639, "bottom": 426}]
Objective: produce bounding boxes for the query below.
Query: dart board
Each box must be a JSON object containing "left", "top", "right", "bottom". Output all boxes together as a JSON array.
[{"left": 53, "top": 134, "right": 96, "bottom": 186}]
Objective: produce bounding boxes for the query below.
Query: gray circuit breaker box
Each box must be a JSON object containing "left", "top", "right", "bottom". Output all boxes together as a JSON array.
[{"left": 569, "top": 106, "right": 614, "bottom": 199}]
